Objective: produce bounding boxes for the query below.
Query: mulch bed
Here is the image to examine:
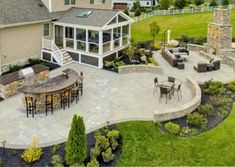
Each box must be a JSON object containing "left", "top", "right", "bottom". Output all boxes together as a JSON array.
[
  {"left": 0, "top": 125, "right": 122, "bottom": 167},
  {"left": 161, "top": 84, "right": 235, "bottom": 136}
]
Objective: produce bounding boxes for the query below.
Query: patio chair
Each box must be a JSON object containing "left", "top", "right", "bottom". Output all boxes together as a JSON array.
[
  {"left": 45, "top": 94, "right": 53, "bottom": 116},
  {"left": 25, "top": 97, "right": 37, "bottom": 118},
  {"left": 60, "top": 90, "right": 70, "bottom": 110},
  {"left": 159, "top": 87, "right": 171, "bottom": 104},
  {"left": 168, "top": 77, "right": 175, "bottom": 84},
  {"left": 213, "top": 60, "right": 220, "bottom": 70},
  {"left": 79, "top": 72, "right": 84, "bottom": 96},
  {"left": 194, "top": 63, "right": 208, "bottom": 73},
  {"left": 71, "top": 84, "right": 79, "bottom": 104},
  {"left": 153, "top": 77, "right": 160, "bottom": 95},
  {"left": 173, "top": 83, "right": 182, "bottom": 101}
]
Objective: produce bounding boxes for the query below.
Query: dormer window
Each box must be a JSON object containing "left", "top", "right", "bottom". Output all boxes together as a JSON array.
[{"left": 65, "top": 0, "right": 76, "bottom": 5}]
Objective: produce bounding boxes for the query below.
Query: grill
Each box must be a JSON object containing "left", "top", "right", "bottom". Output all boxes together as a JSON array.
[{"left": 19, "top": 67, "right": 35, "bottom": 78}]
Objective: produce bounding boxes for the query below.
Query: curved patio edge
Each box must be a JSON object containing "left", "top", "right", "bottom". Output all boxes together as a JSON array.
[
  {"left": 118, "top": 64, "right": 162, "bottom": 74},
  {"left": 5, "top": 117, "right": 154, "bottom": 149},
  {"left": 153, "top": 76, "right": 202, "bottom": 122}
]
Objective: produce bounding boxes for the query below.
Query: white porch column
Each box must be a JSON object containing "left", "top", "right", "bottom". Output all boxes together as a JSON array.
[
  {"left": 63, "top": 26, "right": 66, "bottom": 48},
  {"left": 74, "top": 28, "right": 77, "bottom": 50},
  {"left": 128, "top": 24, "right": 131, "bottom": 43},
  {"left": 98, "top": 57, "right": 103, "bottom": 68},
  {"left": 86, "top": 29, "right": 89, "bottom": 52},
  {"left": 111, "top": 29, "right": 114, "bottom": 50},
  {"left": 120, "top": 26, "right": 123, "bottom": 47},
  {"left": 99, "top": 30, "right": 103, "bottom": 56}
]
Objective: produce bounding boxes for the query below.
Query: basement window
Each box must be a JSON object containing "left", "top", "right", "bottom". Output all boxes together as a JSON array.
[{"left": 65, "top": 0, "right": 76, "bottom": 5}]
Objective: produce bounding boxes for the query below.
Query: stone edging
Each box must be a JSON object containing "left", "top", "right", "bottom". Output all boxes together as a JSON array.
[
  {"left": 153, "top": 76, "right": 202, "bottom": 122},
  {"left": 118, "top": 64, "right": 162, "bottom": 74}
]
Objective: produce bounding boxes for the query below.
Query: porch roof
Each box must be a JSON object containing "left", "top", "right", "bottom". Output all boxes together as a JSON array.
[{"left": 54, "top": 8, "right": 119, "bottom": 28}]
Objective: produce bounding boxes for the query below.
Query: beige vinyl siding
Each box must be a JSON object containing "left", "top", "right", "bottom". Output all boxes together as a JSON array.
[
  {"left": 51, "top": 0, "right": 112, "bottom": 12},
  {"left": 0, "top": 23, "right": 52, "bottom": 65}
]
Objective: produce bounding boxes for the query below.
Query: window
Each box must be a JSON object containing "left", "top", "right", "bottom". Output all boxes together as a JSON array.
[
  {"left": 90, "top": 0, "right": 105, "bottom": 4},
  {"left": 43, "top": 23, "right": 50, "bottom": 36},
  {"left": 146, "top": 2, "right": 150, "bottom": 5},
  {"left": 65, "top": 0, "right": 76, "bottom": 5}
]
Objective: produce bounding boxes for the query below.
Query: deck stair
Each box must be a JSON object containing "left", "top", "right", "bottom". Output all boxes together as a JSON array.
[{"left": 61, "top": 50, "right": 73, "bottom": 65}]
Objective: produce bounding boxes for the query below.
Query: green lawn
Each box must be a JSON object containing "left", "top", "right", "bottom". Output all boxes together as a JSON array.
[
  {"left": 131, "top": 10, "right": 235, "bottom": 42},
  {"left": 117, "top": 103, "right": 235, "bottom": 166}
]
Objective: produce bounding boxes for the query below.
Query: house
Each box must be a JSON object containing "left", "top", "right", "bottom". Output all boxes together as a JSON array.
[
  {"left": 113, "top": 0, "right": 158, "bottom": 11},
  {"left": 0, "top": 0, "right": 132, "bottom": 74}
]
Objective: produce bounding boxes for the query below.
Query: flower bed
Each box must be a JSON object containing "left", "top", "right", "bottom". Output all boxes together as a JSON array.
[
  {"left": 0, "top": 125, "right": 122, "bottom": 167},
  {"left": 158, "top": 80, "right": 235, "bottom": 137}
]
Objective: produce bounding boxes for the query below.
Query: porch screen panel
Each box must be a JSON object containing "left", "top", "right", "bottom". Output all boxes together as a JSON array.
[
  {"left": 88, "top": 30, "right": 99, "bottom": 53},
  {"left": 65, "top": 27, "right": 74, "bottom": 48},
  {"left": 76, "top": 28, "right": 86, "bottom": 51}
]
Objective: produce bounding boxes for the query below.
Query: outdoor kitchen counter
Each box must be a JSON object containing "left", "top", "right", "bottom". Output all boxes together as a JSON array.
[
  {"left": 19, "top": 68, "right": 79, "bottom": 94},
  {"left": 19, "top": 68, "right": 80, "bottom": 112}
]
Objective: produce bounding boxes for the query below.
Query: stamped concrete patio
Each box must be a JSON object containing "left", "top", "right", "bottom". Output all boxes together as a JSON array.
[{"left": 0, "top": 50, "right": 234, "bottom": 148}]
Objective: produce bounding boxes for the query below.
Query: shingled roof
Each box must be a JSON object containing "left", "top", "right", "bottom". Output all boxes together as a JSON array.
[
  {"left": 0, "top": 0, "right": 52, "bottom": 26},
  {"left": 55, "top": 8, "right": 119, "bottom": 28}
]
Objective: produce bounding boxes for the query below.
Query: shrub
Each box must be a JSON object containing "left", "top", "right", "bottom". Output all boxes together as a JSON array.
[
  {"left": 107, "top": 130, "right": 120, "bottom": 139},
  {"left": 187, "top": 112, "right": 207, "bottom": 129},
  {"left": 90, "top": 145, "right": 101, "bottom": 159},
  {"left": 149, "top": 57, "right": 158, "bottom": 66},
  {"left": 134, "top": 7, "right": 141, "bottom": 17},
  {"left": 174, "top": 0, "right": 187, "bottom": 9},
  {"left": 28, "top": 58, "right": 42, "bottom": 65},
  {"left": 8, "top": 64, "right": 21, "bottom": 73},
  {"left": 180, "top": 127, "right": 197, "bottom": 136},
  {"left": 226, "top": 81, "right": 235, "bottom": 91},
  {"left": 51, "top": 144, "right": 60, "bottom": 155},
  {"left": 164, "top": 122, "right": 181, "bottom": 135},
  {"left": 110, "top": 138, "right": 118, "bottom": 150},
  {"left": 87, "top": 158, "right": 99, "bottom": 167},
  {"left": 95, "top": 132, "right": 110, "bottom": 151},
  {"left": 194, "top": 37, "right": 205, "bottom": 45},
  {"left": 222, "top": 0, "right": 229, "bottom": 5},
  {"left": 198, "top": 104, "right": 213, "bottom": 116},
  {"left": 210, "top": 0, "right": 217, "bottom": 7},
  {"left": 159, "top": 0, "right": 171, "bottom": 9},
  {"left": 155, "top": 121, "right": 163, "bottom": 127},
  {"left": 218, "top": 108, "right": 229, "bottom": 118},
  {"left": 65, "top": 115, "right": 87, "bottom": 166},
  {"left": 21, "top": 136, "right": 43, "bottom": 163},
  {"left": 51, "top": 155, "right": 64, "bottom": 167},
  {"left": 102, "top": 147, "right": 114, "bottom": 163},
  {"left": 204, "top": 80, "right": 224, "bottom": 95},
  {"left": 209, "top": 95, "right": 225, "bottom": 106},
  {"left": 194, "top": 0, "right": 205, "bottom": 6}
]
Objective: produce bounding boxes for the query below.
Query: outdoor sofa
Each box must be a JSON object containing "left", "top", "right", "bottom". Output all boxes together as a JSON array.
[
  {"left": 194, "top": 59, "right": 221, "bottom": 73},
  {"left": 161, "top": 49, "right": 185, "bottom": 69}
]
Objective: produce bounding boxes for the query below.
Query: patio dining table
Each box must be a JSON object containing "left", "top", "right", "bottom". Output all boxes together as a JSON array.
[{"left": 160, "top": 80, "right": 174, "bottom": 89}]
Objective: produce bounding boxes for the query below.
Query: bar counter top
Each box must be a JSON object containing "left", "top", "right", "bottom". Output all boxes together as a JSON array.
[{"left": 19, "top": 68, "right": 79, "bottom": 94}]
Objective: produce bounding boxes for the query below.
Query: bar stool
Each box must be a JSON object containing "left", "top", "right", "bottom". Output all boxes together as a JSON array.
[
  {"left": 79, "top": 72, "right": 84, "bottom": 96},
  {"left": 25, "top": 97, "right": 37, "bottom": 118},
  {"left": 45, "top": 94, "right": 53, "bottom": 115},
  {"left": 60, "top": 89, "right": 70, "bottom": 110},
  {"left": 71, "top": 84, "right": 79, "bottom": 104}
]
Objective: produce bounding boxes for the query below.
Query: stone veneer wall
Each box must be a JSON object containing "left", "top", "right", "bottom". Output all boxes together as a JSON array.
[
  {"left": 118, "top": 64, "right": 162, "bottom": 74},
  {"left": 0, "top": 70, "right": 49, "bottom": 99},
  {"left": 153, "top": 77, "right": 201, "bottom": 122}
]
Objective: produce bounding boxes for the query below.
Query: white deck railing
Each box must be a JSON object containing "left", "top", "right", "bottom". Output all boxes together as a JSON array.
[{"left": 42, "top": 38, "right": 64, "bottom": 66}]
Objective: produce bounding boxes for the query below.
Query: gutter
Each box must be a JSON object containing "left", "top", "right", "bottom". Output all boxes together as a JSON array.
[{"left": 0, "top": 19, "right": 53, "bottom": 29}]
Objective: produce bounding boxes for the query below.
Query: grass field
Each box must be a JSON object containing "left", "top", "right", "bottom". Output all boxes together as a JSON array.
[
  {"left": 117, "top": 104, "right": 235, "bottom": 166},
  {"left": 131, "top": 10, "right": 235, "bottom": 42}
]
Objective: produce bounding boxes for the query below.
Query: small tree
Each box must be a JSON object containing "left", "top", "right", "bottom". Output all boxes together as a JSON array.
[
  {"left": 222, "top": 0, "right": 229, "bottom": 5},
  {"left": 194, "top": 0, "right": 205, "bottom": 6},
  {"left": 149, "top": 21, "right": 160, "bottom": 45},
  {"left": 209, "top": 0, "right": 217, "bottom": 7},
  {"left": 174, "top": 0, "right": 187, "bottom": 9},
  {"left": 134, "top": 7, "right": 141, "bottom": 17},
  {"left": 65, "top": 115, "right": 87, "bottom": 166},
  {"left": 131, "top": 0, "right": 141, "bottom": 11},
  {"left": 159, "top": 0, "right": 172, "bottom": 9},
  {"left": 124, "top": 8, "right": 129, "bottom": 16}
]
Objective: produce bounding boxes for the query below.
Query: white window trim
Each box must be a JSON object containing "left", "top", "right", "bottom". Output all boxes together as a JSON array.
[{"left": 65, "top": 0, "right": 76, "bottom": 5}]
